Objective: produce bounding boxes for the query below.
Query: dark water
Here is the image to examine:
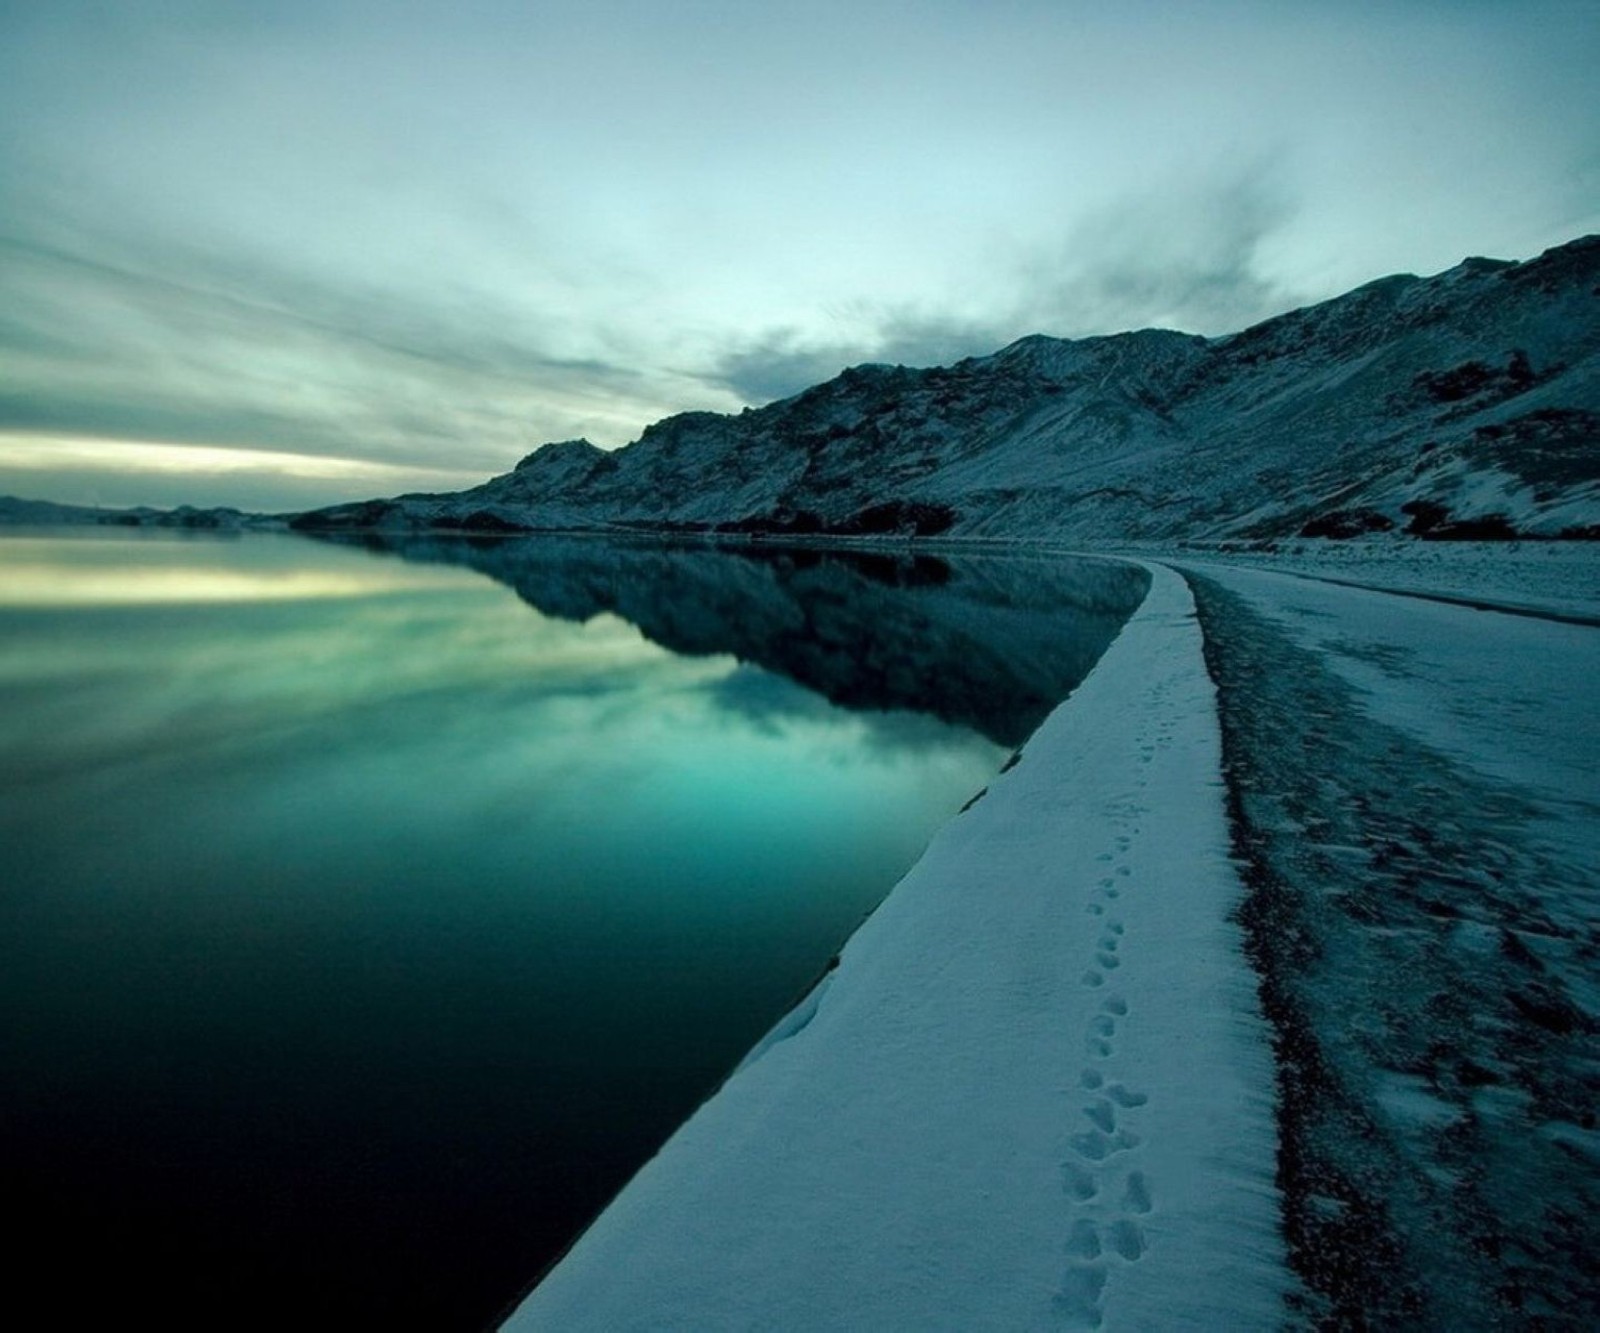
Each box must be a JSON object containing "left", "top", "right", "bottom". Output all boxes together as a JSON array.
[{"left": 0, "top": 531, "right": 1146, "bottom": 1329}]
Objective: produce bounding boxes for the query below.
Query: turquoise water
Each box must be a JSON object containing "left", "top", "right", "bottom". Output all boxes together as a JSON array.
[{"left": 0, "top": 530, "right": 1145, "bottom": 1328}]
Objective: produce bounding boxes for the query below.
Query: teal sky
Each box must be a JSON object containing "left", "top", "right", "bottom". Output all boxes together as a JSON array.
[{"left": 2, "top": 0, "right": 1597, "bottom": 510}]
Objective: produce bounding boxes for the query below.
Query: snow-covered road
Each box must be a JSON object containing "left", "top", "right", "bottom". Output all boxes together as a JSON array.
[
  {"left": 501, "top": 549, "right": 1599, "bottom": 1330},
  {"left": 1185, "top": 559, "right": 1598, "bottom": 1327}
]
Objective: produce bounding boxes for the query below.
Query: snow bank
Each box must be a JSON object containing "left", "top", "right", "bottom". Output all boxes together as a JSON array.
[
  {"left": 502, "top": 566, "right": 1292, "bottom": 1330},
  {"left": 1112, "top": 539, "right": 1600, "bottom": 623}
]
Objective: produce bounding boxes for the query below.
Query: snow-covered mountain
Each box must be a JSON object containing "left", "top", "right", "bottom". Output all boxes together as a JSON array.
[{"left": 295, "top": 236, "right": 1600, "bottom": 541}]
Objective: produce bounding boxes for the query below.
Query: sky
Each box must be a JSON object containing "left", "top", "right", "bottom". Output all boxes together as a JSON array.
[{"left": 2, "top": 0, "right": 1597, "bottom": 512}]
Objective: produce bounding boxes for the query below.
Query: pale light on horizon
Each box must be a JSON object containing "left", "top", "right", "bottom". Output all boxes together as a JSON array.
[
  {"left": 0, "top": 433, "right": 494, "bottom": 512},
  {"left": 0, "top": 433, "right": 488, "bottom": 482}
]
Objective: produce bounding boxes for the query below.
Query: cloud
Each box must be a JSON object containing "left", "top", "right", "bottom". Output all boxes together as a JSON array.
[
  {"left": 1023, "top": 159, "right": 1299, "bottom": 337},
  {"left": 1, "top": 149, "right": 1305, "bottom": 489},
  {"left": 0, "top": 195, "right": 734, "bottom": 478},
  {"left": 700, "top": 161, "right": 1300, "bottom": 403},
  {"left": 703, "top": 310, "right": 1012, "bottom": 403}
]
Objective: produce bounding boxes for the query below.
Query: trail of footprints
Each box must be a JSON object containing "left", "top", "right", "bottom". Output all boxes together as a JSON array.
[{"left": 1056, "top": 708, "right": 1169, "bottom": 1329}]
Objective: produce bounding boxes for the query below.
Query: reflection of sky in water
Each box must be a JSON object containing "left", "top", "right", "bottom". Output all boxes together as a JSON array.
[{"left": 0, "top": 532, "right": 1006, "bottom": 1329}]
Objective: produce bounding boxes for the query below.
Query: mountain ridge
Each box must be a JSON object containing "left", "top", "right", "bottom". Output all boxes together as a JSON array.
[
  {"left": 295, "top": 236, "right": 1600, "bottom": 542},
  {"left": 0, "top": 495, "right": 276, "bottom": 530}
]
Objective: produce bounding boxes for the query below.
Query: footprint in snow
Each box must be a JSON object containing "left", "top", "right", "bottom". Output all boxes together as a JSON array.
[
  {"left": 1101, "top": 995, "right": 1128, "bottom": 1015},
  {"left": 1121, "top": 1171, "right": 1153, "bottom": 1214},
  {"left": 1109, "top": 1219, "right": 1146, "bottom": 1262},
  {"left": 1106, "top": 1083, "right": 1148, "bottom": 1109},
  {"left": 1055, "top": 1263, "right": 1106, "bottom": 1328},
  {"left": 1069, "top": 1128, "right": 1140, "bottom": 1161},
  {"left": 1084, "top": 1099, "right": 1116, "bottom": 1133},
  {"left": 1066, "top": 1219, "right": 1101, "bottom": 1260},
  {"left": 1061, "top": 1160, "right": 1097, "bottom": 1201},
  {"left": 1096, "top": 952, "right": 1121, "bottom": 970},
  {"left": 1082, "top": 970, "right": 1104, "bottom": 988}
]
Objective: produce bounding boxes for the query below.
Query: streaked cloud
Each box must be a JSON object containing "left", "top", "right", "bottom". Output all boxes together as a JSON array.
[
  {"left": 0, "top": 431, "right": 494, "bottom": 512},
  {"left": 0, "top": 218, "right": 730, "bottom": 469},
  {"left": 0, "top": 433, "right": 484, "bottom": 483}
]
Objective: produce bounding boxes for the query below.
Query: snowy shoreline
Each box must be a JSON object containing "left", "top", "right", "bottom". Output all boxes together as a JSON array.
[{"left": 504, "top": 564, "right": 1292, "bottom": 1329}]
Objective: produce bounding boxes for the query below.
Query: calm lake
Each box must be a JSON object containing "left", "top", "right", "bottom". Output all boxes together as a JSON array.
[{"left": 0, "top": 530, "right": 1146, "bottom": 1329}]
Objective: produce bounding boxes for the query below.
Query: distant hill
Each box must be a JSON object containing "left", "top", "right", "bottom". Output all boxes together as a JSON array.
[
  {"left": 0, "top": 495, "right": 270, "bottom": 530},
  {"left": 291, "top": 236, "right": 1600, "bottom": 543}
]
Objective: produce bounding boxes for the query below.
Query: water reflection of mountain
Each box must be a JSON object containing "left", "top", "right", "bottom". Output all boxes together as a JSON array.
[{"left": 326, "top": 535, "right": 1149, "bottom": 747}]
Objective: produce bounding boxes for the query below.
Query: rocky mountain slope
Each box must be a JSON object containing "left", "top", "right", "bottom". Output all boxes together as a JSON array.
[{"left": 296, "top": 236, "right": 1600, "bottom": 542}]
